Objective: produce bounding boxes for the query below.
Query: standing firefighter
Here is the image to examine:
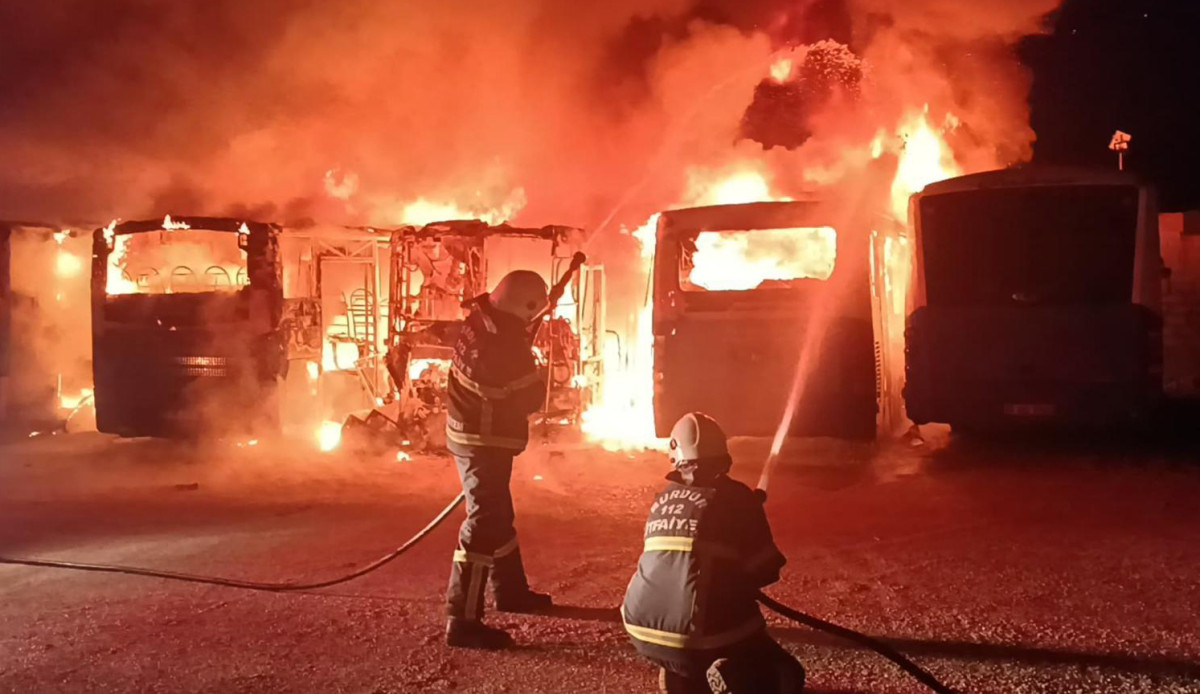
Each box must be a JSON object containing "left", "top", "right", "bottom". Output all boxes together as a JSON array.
[
  {"left": 623, "top": 413, "right": 806, "bottom": 693},
  {"left": 444, "top": 270, "right": 554, "bottom": 649}
]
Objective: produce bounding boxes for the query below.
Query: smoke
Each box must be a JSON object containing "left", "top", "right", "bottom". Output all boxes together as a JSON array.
[
  {"left": 855, "top": 0, "right": 1061, "bottom": 164},
  {"left": 0, "top": 0, "right": 744, "bottom": 227},
  {"left": 1, "top": 1, "right": 1060, "bottom": 444},
  {"left": 0, "top": 0, "right": 1057, "bottom": 230}
]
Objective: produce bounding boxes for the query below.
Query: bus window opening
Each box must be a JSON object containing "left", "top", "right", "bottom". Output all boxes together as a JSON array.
[{"left": 680, "top": 227, "right": 837, "bottom": 291}]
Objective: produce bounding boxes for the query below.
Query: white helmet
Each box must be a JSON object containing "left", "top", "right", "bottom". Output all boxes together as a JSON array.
[
  {"left": 489, "top": 270, "right": 549, "bottom": 322},
  {"left": 668, "top": 412, "right": 729, "bottom": 467}
]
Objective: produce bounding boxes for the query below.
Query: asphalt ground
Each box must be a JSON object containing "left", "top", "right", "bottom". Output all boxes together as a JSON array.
[{"left": 2, "top": 430, "right": 1199, "bottom": 693}]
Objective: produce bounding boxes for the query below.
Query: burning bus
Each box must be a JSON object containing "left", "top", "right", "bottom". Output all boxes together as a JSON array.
[
  {"left": 905, "top": 168, "right": 1163, "bottom": 430},
  {"left": 91, "top": 217, "right": 286, "bottom": 437},
  {"left": 384, "top": 220, "right": 603, "bottom": 449},
  {"left": 2, "top": 222, "right": 94, "bottom": 431},
  {"left": 651, "top": 201, "right": 877, "bottom": 439}
]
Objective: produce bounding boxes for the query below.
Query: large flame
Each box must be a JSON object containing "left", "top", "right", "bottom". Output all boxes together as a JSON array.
[
  {"left": 103, "top": 219, "right": 248, "bottom": 296},
  {"left": 686, "top": 166, "right": 785, "bottom": 207},
  {"left": 580, "top": 101, "right": 967, "bottom": 448},
  {"left": 579, "top": 214, "right": 661, "bottom": 449},
  {"left": 890, "top": 107, "right": 961, "bottom": 221},
  {"left": 688, "top": 227, "right": 837, "bottom": 291}
]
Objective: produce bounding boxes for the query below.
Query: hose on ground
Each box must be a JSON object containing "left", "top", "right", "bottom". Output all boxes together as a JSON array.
[
  {"left": 0, "top": 493, "right": 465, "bottom": 593},
  {"left": 4, "top": 494, "right": 955, "bottom": 693},
  {"left": 757, "top": 591, "right": 957, "bottom": 694}
]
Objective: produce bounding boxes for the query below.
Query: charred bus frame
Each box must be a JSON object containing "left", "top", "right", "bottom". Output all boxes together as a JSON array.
[
  {"left": 91, "top": 217, "right": 285, "bottom": 437},
  {"left": 652, "top": 201, "right": 877, "bottom": 439},
  {"left": 386, "top": 220, "right": 603, "bottom": 447}
]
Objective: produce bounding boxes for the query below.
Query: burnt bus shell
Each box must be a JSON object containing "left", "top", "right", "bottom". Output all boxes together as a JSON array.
[
  {"left": 652, "top": 201, "right": 876, "bottom": 439},
  {"left": 905, "top": 168, "right": 1163, "bottom": 430},
  {"left": 91, "top": 218, "right": 285, "bottom": 438}
]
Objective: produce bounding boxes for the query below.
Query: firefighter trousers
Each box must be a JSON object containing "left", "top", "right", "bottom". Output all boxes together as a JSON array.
[{"left": 446, "top": 449, "right": 532, "bottom": 621}]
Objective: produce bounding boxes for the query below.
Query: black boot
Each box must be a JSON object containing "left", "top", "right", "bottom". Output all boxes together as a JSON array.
[
  {"left": 445, "top": 618, "right": 514, "bottom": 649},
  {"left": 492, "top": 545, "right": 552, "bottom": 613},
  {"left": 494, "top": 589, "right": 553, "bottom": 614}
]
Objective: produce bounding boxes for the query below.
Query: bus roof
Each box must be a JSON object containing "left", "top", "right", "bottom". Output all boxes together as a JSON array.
[
  {"left": 659, "top": 200, "right": 824, "bottom": 234},
  {"left": 100, "top": 217, "right": 279, "bottom": 235},
  {"left": 919, "top": 167, "right": 1147, "bottom": 198}
]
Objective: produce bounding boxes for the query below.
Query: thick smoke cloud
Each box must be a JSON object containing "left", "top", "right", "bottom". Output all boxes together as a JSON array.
[{"left": 0, "top": 0, "right": 1056, "bottom": 229}]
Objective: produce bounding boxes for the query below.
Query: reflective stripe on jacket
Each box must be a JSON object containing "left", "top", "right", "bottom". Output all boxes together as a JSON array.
[
  {"left": 446, "top": 295, "right": 546, "bottom": 452},
  {"left": 621, "top": 473, "right": 786, "bottom": 661}
]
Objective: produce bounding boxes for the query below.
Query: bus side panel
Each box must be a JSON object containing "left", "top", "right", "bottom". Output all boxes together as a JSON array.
[{"left": 654, "top": 313, "right": 876, "bottom": 439}]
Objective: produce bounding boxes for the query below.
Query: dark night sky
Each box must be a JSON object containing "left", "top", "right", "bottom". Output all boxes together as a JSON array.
[{"left": 1022, "top": 0, "right": 1200, "bottom": 211}]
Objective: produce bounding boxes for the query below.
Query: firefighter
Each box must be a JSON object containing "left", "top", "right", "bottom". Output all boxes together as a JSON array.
[
  {"left": 444, "top": 269, "right": 554, "bottom": 649},
  {"left": 623, "top": 412, "right": 806, "bottom": 693}
]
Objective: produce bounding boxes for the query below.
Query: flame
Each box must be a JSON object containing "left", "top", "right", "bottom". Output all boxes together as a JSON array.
[
  {"left": 162, "top": 215, "right": 191, "bottom": 230},
  {"left": 890, "top": 107, "right": 961, "bottom": 221},
  {"left": 631, "top": 212, "right": 660, "bottom": 259},
  {"left": 581, "top": 165, "right": 801, "bottom": 450},
  {"left": 400, "top": 199, "right": 474, "bottom": 225},
  {"left": 317, "top": 420, "right": 342, "bottom": 452},
  {"left": 770, "top": 57, "right": 793, "bottom": 83},
  {"left": 396, "top": 451, "right": 411, "bottom": 463},
  {"left": 688, "top": 227, "right": 837, "bottom": 291},
  {"left": 579, "top": 215, "right": 661, "bottom": 450},
  {"left": 59, "top": 387, "right": 94, "bottom": 411},
  {"left": 55, "top": 249, "right": 83, "bottom": 278},
  {"left": 105, "top": 234, "right": 138, "bottom": 295},
  {"left": 687, "top": 167, "right": 783, "bottom": 207},
  {"left": 104, "top": 225, "right": 247, "bottom": 296},
  {"left": 323, "top": 339, "right": 360, "bottom": 371},
  {"left": 368, "top": 187, "right": 527, "bottom": 228}
]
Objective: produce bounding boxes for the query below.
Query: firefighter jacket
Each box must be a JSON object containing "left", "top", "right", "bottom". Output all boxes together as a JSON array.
[
  {"left": 622, "top": 467, "right": 786, "bottom": 661},
  {"left": 446, "top": 294, "right": 546, "bottom": 453}
]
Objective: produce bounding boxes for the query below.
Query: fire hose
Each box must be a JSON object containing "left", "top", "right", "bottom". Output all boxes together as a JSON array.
[
  {"left": 0, "top": 493, "right": 465, "bottom": 593},
  {"left": 0, "top": 492, "right": 955, "bottom": 693},
  {"left": 0, "top": 252, "right": 952, "bottom": 690},
  {"left": 757, "top": 592, "right": 956, "bottom": 693}
]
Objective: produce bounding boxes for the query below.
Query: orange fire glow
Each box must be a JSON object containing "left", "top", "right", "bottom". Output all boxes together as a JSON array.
[
  {"left": 104, "top": 221, "right": 248, "bottom": 296},
  {"left": 579, "top": 214, "right": 661, "bottom": 450},
  {"left": 59, "top": 387, "right": 94, "bottom": 411},
  {"left": 317, "top": 420, "right": 343, "bottom": 452},
  {"left": 686, "top": 167, "right": 784, "bottom": 207},
  {"left": 688, "top": 227, "right": 837, "bottom": 291},
  {"left": 55, "top": 249, "right": 83, "bottom": 278},
  {"left": 890, "top": 107, "right": 961, "bottom": 221},
  {"left": 580, "top": 97, "right": 968, "bottom": 447},
  {"left": 769, "top": 57, "right": 793, "bottom": 83}
]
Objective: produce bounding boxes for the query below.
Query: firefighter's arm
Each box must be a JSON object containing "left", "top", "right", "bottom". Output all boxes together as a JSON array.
[
  {"left": 511, "top": 364, "right": 547, "bottom": 415},
  {"left": 475, "top": 330, "right": 546, "bottom": 413},
  {"left": 741, "top": 496, "right": 787, "bottom": 588}
]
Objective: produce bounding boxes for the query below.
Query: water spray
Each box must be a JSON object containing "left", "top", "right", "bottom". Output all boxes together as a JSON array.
[{"left": 756, "top": 277, "right": 844, "bottom": 494}]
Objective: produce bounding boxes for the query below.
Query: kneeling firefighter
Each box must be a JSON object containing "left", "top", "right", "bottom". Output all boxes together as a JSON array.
[
  {"left": 623, "top": 413, "right": 806, "bottom": 693},
  {"left": 444, "top": 270, "right": 554, "bottom": 649}
]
